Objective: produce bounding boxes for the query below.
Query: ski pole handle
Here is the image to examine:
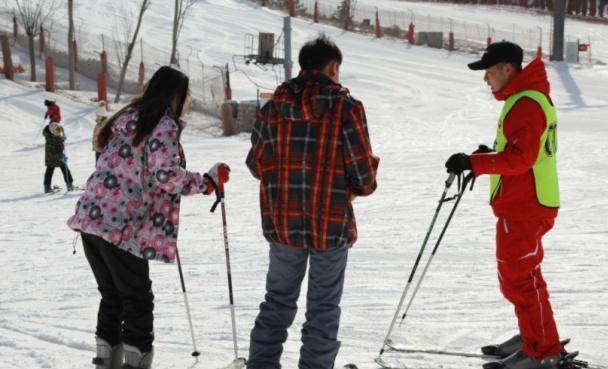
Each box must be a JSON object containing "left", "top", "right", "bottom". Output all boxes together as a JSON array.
[
  {"left": 445, "top": 172, "right": 456, "bottom": 188},
  {"left": 204, "top": 173, "right": 223, "bottom": 213}
]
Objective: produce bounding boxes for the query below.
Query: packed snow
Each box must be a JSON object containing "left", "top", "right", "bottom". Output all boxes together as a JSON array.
[{"left": 0, "top": 1, "right": 607, "bottom": 369}]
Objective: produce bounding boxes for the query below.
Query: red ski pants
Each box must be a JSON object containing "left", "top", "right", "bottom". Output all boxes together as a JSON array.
[{"left": 496, "top": 218, "right": 561, "bottom": 360}]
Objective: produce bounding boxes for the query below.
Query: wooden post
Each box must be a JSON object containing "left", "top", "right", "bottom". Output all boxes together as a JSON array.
[
  {"left": 1, "top": 34, "right": 15, "bottom": 80},
  {"left": 138, "top": 61, "right": 145, "bottom": 92},
  {"left": 72, "top": 40, "right": 78, "bottom": 71},
  {"left": 45, "top": 57, "right": 55, "bottom": 92},
  {"left": 12, "top": 16, "right": 18, "bottom": 42},
  {"left": 590, "top": 0, "right": 597, "bottom": 16},
  {"left": 313, "top": 1, "right": 319, "bottom": 23},
  {"left": 39, "top": 26, "right": 45, "bottom": 57},
  {"left": 100, "top": 51, "right": 108, "bottom": 74}
]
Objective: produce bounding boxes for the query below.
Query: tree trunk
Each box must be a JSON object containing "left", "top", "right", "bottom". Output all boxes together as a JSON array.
[
  {"left": 28, "top": 33, "right": 36, "bottom": 81},
  {"left": 68, "top": 0, "right": 75, "bottom": 90},
  {"left": 170, "top": 0, "right": 179, "bottom": 64},
  {"left": 115, "top": 0, "right": 149, "bottom": 103}
]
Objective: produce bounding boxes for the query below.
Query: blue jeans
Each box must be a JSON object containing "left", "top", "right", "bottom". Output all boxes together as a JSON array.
[{"left": 247, "top": 243, "right": 349, "bottom": 369}]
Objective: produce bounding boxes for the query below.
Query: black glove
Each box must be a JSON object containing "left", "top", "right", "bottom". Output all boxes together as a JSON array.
[
  {"left": 445, "top": 153, "right": 471, "bottom": 175},
  {"left": 473, "top": 144, "right": 493, "bottom": 154}
]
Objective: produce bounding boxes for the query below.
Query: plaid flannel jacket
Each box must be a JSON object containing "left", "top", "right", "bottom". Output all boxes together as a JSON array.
[{"left": 246, "top": 71, "right": 379, "bottom": 250}]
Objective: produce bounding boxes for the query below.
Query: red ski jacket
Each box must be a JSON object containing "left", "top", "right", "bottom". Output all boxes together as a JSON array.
[
  {"left": 470, "top": 58, "right": 558, "bottom": 221},
  {"left": 46, "top": 104, "right": 61, "bottom": 123}
]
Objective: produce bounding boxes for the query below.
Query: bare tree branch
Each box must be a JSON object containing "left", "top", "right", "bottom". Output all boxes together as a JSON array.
[
  {"left": 170, "top": 0, "right": 196, "bottom": 65},
  {"left": 114, "top": 0, "right": 151, "bottom": 103},
  {"left": 14, "top": 0, "right": 58, "bottom": 81}
]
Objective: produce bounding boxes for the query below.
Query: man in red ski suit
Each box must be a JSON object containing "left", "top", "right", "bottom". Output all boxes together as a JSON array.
[
  {"left": 44, "top": 99, "right": 61, "bottom": 123},
  {"left": 445, "top": 41, "right": 563, "bottom": 369}
]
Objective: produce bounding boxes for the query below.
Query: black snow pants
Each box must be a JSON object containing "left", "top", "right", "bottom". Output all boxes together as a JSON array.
[{"left": 82, "top": 232, "right": 154, "bottom": 353}]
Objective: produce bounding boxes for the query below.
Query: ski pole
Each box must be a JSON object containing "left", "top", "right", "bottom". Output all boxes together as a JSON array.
[
  {"left": 397, "top": 172, "right": 475, "bottom": 328},
  {"left": 206, "top": 175, "right": 246, "bottom": 366},
  {"left": 175, "top": 246, "right": 201, "bottom": 357},
  {"left": 378, "top": 173, "right": 457, "bottom": 357}
]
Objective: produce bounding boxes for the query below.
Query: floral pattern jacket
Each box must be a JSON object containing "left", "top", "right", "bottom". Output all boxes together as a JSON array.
[{"left": 67, "top": 107, "right": 209, "bottom": 262}]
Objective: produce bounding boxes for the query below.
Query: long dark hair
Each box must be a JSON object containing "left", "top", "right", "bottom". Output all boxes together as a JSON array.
[{"left": 97, "top": 66, "right": 190, "bottom": 148}]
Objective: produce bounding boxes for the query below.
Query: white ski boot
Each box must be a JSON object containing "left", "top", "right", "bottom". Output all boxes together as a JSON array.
[
  {"left": 92, "top": 337, "right": 123, "bottom": 369},
  {"left": 122, "top": 343, "right": 154, "bottom": 369}
]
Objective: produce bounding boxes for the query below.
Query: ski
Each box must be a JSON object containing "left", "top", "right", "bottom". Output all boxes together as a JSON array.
[
  {"left": 374, "top": 355, "right": 408, "bottom": 369},
  {"left": 482, "top": 338, "right": 571, "bottom": 358},
  {"left": 45, "top": 185, "right": 62, "bottom": 195},
  {"left": 483, "top": 351, "right": 582, "bottom": 369},
  {"left": 386, "top": 338, "right": 573, "bottom": 360},
  {"left": 385, "top": 339, "right": 489, "bottom": 359}
]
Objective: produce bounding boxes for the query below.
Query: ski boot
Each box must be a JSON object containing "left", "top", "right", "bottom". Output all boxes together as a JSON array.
[
  {"left": 67, "top": 182, "right": 75, "bottom": 191},
  {"left": 44, "top": 185, "right": 53, "bottom": 193},
  {"left": 482, "top": 334, "right": 523, "bottom": 358},
  {"left": 122, "top": 343, "right": 153, "bottom": 369},
  {"left": 483, "top": 351, "right": 561, "bottom": 369},
  {"left": 92, "top": 337, "right": 123, "bottom": 369}
]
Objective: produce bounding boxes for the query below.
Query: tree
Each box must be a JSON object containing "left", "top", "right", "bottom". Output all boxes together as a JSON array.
[
  {"left": 333, "top": 0, "right": 357, "bottom": 30},
  {"left": 14, "top": 0, "right": 57, "bottom": 82},
  {"left": 67, "top": 0, "right": 75, "bottom": 89},
  {"left": 170, "top": 0, "right": 196, "bottom": 65},
  {"left": 113, "top": 0, "right": 151, "bottom": 103}
]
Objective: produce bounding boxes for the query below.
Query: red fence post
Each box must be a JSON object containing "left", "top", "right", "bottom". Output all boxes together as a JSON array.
[
  {"left": 313, "top": 1, "right": 319, "bottom": 23},
  {"left": 375, "top": 9, "right": 383, "bottom": 38},
  {"left": 1, "top": 34, "right": 15, "bottom": 81},
  {"left": 97, "top": 73, "right": 107, "bottom": 103},
  {"left": 138, "top": 61, "right": 145, "bottom": 92},
  {"left": 288, "top": 0, "right": 296, "bottom": 17},
  {"left": 407, "top": 22, "right": 415, "bottom": 44},
  {"left": 45, "top": 57, "right": 55, "bottom": 92}
]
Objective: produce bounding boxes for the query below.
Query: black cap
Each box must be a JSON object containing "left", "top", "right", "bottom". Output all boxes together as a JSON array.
[{"left": 468, "top": 41, "right": 523, "bottom": 70}]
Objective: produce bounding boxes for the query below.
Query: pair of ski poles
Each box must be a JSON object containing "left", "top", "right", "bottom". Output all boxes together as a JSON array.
[
  {"left": 174, "top": 176, "right": 246, "bottom": 367},
  {"left": 378, "top": 171, "right": 475, "bottom": 358}
]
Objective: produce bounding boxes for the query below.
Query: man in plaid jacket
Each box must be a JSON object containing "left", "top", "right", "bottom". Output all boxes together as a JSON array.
[{"left": 246, "top": 35, "right": 379, "bottom": 369}]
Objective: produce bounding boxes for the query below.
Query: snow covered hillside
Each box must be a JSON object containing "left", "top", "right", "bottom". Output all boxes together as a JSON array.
[{"left": 1, "top": 1, "right": 607, "bottom": 369}]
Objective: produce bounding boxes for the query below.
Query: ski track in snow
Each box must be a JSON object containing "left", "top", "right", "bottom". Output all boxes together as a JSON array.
[{"left": 0, "top": 1, "right": 607, "bottom": 369}]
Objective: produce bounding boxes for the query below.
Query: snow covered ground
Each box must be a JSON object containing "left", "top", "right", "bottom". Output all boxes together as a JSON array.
[{"left": 0, "top": 1, "right": 607, "bottom": 369}]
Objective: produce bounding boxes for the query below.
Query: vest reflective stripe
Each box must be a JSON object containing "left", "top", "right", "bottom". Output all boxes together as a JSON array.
[{"left": 490, "top": 90, "right": 560, "bottom": 208}]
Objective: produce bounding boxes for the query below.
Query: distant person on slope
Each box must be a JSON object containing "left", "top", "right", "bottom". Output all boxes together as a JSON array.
[
  {"left": 43, "top": 99, "right": 74, "bottom": 192},
  {"left": 246, "top": 35, "right": 379, "bottom": 369},
  {"left": 445, "top": 41, "right": 563, "bottom": 369},
  {"left": 44, "top": 99, "right": 61, "bottom": 123},
  {"left": 67, "top": 66, "right": 230, "bottom": 369}
]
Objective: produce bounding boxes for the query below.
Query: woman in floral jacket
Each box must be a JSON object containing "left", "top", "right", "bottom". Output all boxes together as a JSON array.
[{"left": 67, "top": 66, "right": 229, "bottom": 369}]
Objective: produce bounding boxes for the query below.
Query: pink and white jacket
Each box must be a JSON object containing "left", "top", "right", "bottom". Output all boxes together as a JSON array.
[{"left": 67, "top": 107, "right": 209, "bottom": 262}]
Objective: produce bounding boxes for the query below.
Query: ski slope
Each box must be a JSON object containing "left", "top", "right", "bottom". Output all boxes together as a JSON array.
[{"left": 1, "top": 1, "right": 607, "bottom": 369}]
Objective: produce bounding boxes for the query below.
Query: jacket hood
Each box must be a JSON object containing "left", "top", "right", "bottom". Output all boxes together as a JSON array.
[
  {"left": 284, "top": 70, "right": 340, "bottom": 94},
  {"left": 493, "top": 58, "right": 550, "bottom": 101}
]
